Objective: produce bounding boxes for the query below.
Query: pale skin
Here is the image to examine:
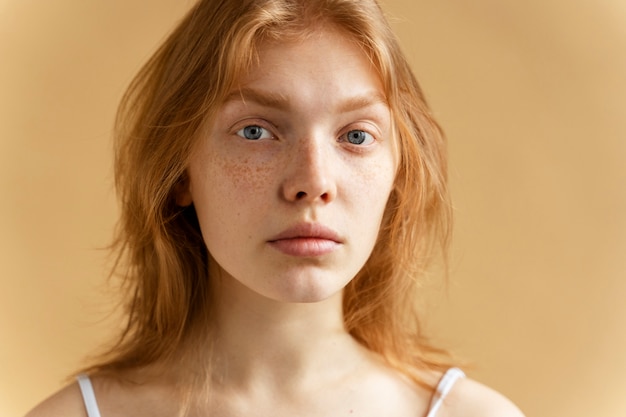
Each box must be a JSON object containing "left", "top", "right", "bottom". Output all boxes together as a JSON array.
[{"left": 26, "top": 27, "right": 524, "bottom": 417}]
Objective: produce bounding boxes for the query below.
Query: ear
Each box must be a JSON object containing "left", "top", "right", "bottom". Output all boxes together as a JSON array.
[{"left": 174, "top": 173, "right": 193, "bottom": 207}]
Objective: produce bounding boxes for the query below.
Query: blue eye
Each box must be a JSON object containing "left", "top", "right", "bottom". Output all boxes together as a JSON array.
[
  {"left": 345, "top": 130, "right": 374, "bottom": 145},
  {"left": 237, "top": 125, "right": 271, "bottom": 140}
]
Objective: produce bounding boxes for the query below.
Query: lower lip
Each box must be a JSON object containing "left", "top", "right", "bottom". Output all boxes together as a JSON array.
[{"left": 268, "top": 238, "right": 340, "bottom": 257}]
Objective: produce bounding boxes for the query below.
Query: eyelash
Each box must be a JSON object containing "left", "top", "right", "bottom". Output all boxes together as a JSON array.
[
  {"left": 233, "top": 121, "right": 379, "bottom": 147},
  {"left": 236, "top": 125, "right": 273, "bottom": 140},
  {"left": 339, "top": 129, "right": 376, "bottom": 146}
]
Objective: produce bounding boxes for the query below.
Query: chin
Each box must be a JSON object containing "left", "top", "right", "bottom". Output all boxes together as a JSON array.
[{"left": 266, "top": 272, "right": 349, "bottom": 304}]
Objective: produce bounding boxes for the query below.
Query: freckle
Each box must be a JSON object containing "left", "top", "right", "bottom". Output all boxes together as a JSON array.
[
  {"left": 217, "top": 155, "right": 275, "bottom": 199},
  {"left": 220, "top": 158, "right": 253, "bottom": 188}
]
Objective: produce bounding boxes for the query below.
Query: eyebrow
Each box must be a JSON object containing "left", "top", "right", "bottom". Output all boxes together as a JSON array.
[
  {"left": 223, "top": 87, "right": 388, "bottom": 113},
  {"left": 337, "top": 92, "right": 388, "bottom": 114},
  {"left": 224, "top": 87, "right": 290, "bottom": 110}
]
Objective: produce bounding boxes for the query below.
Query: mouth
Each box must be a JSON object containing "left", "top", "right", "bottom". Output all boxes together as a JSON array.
[{"left": 267, "top": 223, "right": 343, "bottom": 257}]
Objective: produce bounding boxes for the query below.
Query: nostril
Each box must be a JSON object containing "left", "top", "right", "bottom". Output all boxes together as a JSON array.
[{"left": 296, "top": 191, "right": 307, "bottom": 199}]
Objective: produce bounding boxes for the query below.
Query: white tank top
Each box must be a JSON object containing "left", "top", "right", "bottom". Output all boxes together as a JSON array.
[
  {"left": 77, "top": 367, "right": 465, "bottom": 417},
  {"left": 76, "top": 374, "right": 101, "bottom": 417},
  {"left": 425, "top": 367, "right": 465, "bottom": 417}
]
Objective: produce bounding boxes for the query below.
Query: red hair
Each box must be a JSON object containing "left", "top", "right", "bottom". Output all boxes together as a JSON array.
[{"left": 86, "top": 0, "right": 453, "bottom": 392}]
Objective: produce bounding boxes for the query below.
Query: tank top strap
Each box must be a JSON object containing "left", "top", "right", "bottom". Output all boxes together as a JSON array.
[
  {"left": 425, "top": 367, "right": 465, "bottom": 417},
  {"left": 76, "top": 374, "right": 102, "bottom": 417}
]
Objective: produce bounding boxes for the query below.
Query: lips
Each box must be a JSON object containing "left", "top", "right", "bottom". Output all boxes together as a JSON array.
[{"left": 267, "top": 223, "right": 343, "bottom": 257}]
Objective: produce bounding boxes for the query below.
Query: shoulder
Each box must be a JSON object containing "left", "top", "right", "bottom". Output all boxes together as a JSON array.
[
  {"left": 24, "top": 380, "right": 87, "bottom": 417},
  {"left": 441, "top": 375, "right": 525, "bottom": 417},
  {"left": 24, "top": 371, "right": 174, "bottom": 417},
  {"left": 27, "top": 370, "right": 183, "bottom": 417}
]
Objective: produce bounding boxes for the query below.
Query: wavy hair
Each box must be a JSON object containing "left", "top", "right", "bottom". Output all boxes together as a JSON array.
[{"left": 88, "top": 0, "right": 452, "bottom": 390}]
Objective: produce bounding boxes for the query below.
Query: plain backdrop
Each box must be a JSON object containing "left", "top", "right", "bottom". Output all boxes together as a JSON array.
[{"left": 1, "top": 1, "right": 625, "bottom": 416}]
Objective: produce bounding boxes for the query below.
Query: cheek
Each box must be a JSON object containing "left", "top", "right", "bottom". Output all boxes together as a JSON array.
[
  {"left": 190, "top": 152, "right": 274, "bottom": 245},
  {"left": 355, "top": 157, "right": 396, "bottom": 210},
  {"left": 198, "top": 152, "right": 276, "bottom": 204}
]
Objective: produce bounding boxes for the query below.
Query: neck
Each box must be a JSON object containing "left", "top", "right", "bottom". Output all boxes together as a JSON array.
[{"left": 207, "top": 269, "right": 364, "bottom": 392}]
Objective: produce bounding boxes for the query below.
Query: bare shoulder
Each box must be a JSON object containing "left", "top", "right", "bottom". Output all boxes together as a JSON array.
[
  {"left": 24, "top": 381, "right": 87, "bottom": 417},
  {"left": 443, "top": 376, "right": 525, "bottom": 417},
  {"left": 25, "top": 371, "right": 177, "bottom": 417}
]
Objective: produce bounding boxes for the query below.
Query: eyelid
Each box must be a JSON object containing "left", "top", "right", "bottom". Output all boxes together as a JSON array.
[
  {"left": 237, "top": 126, "right": 272, "bottom": 140},
  {"left": 230, "top": 118, "right": 277, "bottom": 138},
  {"left": 339, "top": 122, "right": 381, "bottom": 144}
]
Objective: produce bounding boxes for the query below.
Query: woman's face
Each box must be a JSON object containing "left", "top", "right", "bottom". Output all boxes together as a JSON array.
[{"left": 183, "top": 28, "right": 397, "bottom": 304}]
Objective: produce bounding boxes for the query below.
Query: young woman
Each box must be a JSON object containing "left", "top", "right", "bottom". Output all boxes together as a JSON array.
[{"left": 27, "top": 0, "right": 524, "bottom": 416}]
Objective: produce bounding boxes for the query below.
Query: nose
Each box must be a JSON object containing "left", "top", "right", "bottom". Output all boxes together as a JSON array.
[{"left": 280, "top": 138, "right": 337, "bottom": 204}]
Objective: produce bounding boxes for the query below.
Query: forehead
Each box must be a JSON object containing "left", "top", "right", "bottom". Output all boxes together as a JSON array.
[{"left": 229, "top": 27, "right": 387, "bottom": 105}]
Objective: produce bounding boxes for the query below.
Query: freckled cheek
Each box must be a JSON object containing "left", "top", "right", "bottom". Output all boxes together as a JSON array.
[
  {"left": 341, "top": 161, "right": 395, "bottom": 252},
  {"left": 208, "top": 154, "right": 277, "bottom": 204},
  {"left": 352, "top": 158, "right": 396, "bottom": 205}
]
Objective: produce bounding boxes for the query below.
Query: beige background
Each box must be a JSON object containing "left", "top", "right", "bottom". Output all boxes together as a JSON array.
[{"left": 1, "top": 0, "right": 625, "bottom": 416}]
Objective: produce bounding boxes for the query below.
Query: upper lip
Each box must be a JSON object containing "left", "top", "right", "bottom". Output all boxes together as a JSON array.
[{"left": 268, "top": 223, "right": 343, "bottom": 243}]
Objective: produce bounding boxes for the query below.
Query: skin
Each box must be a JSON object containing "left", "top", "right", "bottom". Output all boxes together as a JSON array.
[
  {"left": 182, "top": 31, "right": 397, "bottom": 306},
  {"left": 25, "top": 27, "right": 525, "bottom": 417}
]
